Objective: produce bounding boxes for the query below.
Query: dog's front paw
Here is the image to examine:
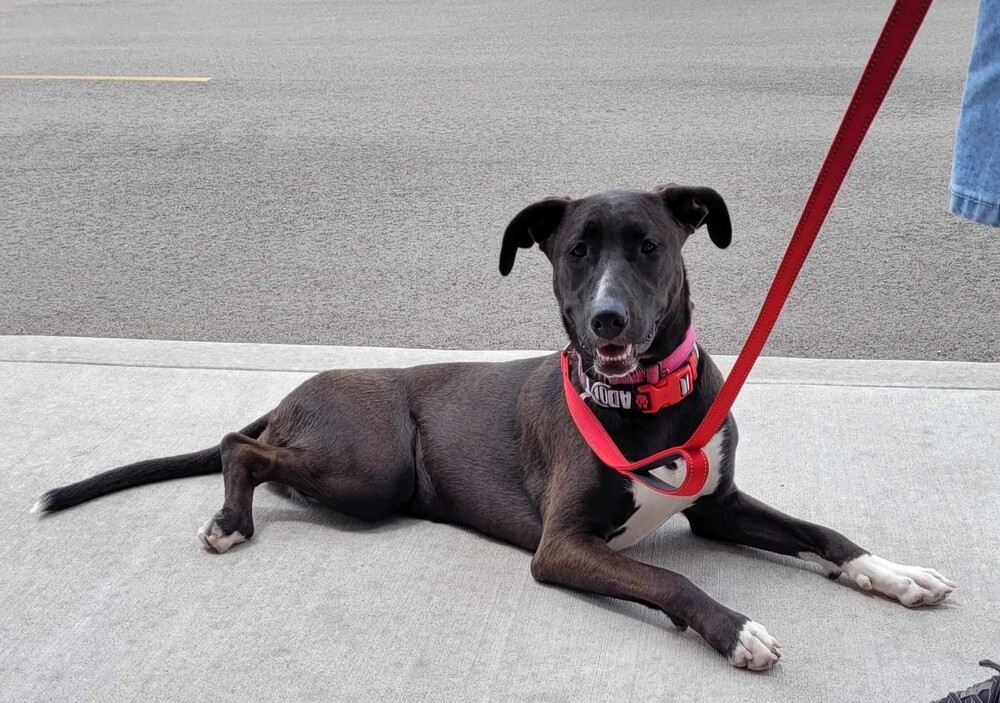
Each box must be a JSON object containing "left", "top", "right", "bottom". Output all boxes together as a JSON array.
[
  {"left": 197, "top": 510, "right": 251, "bottom": 554},
  {"left": 841, "top": 554, "right": 957, "bottom": 607},
  {"left": 728, "top": 620, "right": 782, "bottom": 671}
]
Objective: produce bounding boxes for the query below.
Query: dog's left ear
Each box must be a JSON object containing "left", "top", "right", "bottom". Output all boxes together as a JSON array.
[
  {"left": 499, "top": 197, "right": 571, "bottom": 276},
  {"left": 656, "top": 184, "right": 732, "bottom": 249}
]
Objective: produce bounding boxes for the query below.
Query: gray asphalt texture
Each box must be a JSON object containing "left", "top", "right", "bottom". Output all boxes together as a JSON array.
[{"left": 2, "top": 0, "right": 997, "bottom": 361}]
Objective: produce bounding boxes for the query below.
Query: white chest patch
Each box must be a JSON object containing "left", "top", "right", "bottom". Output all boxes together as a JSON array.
[{"left": 607, "top": 427, "right": 727, "bottom": 550}]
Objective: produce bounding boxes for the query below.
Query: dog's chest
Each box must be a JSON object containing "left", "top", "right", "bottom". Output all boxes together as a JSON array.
[{"left": 607, "top": 428, "right": 727, "bottom": 551}]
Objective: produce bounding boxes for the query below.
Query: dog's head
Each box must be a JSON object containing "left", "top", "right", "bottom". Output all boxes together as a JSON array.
[{"left": 500, "top": 185, "right": 731, "bottom": 380}]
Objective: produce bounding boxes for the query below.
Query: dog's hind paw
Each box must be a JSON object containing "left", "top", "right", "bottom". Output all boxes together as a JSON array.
[
  {"left": 197, "top": 514, "right": 249, "bottom": 554},
  {"left": 729, "top": 620, "right": 782, "bottom": 671}
]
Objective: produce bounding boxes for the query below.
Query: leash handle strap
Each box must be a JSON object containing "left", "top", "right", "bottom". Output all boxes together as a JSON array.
[{"left": 563, "top": 0, "right": 934, "bottom": 497}]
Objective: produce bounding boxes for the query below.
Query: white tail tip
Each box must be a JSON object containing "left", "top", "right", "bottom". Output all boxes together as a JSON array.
[{"left": 30, "top": 496, "right": 49, "bottom": 514}]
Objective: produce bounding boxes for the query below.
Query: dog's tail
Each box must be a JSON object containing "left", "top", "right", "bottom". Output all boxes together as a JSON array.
[{"left": 32, "top": 414, "right": 269, "bottom": 514}]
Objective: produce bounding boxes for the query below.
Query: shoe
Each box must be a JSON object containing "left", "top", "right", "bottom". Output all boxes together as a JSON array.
[{"left": 932, "top": 660, "right": 1000, "bottom": 703}]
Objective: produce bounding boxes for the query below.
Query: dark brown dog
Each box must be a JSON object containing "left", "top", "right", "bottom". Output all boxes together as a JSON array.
[{"left": 35, "top": 185, "right": 956, "bottom": 669}]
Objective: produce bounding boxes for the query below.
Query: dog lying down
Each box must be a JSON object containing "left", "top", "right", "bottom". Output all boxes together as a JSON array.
[{"left": 34, "top": 184, "right": 957, "bottom": 670}]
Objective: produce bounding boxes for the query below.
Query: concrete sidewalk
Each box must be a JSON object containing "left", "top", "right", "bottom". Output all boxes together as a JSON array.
[{"left": 1, "top": 336, "right": 997, "bottom": 703}]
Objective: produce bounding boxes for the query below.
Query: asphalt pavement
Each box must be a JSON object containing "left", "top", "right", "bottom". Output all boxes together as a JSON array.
[{"left": 1, "top": 0, "right": 996, "bottom": 361}]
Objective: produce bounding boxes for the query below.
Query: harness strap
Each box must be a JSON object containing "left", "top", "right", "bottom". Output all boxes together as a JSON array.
[{"left": 562, "top": 0, "right": 934, "bottom": 497}]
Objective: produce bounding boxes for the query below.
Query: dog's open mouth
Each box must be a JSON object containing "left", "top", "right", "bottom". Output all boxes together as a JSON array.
[{"left": 594, "top": 343, "right": 638, "bottom": 379}]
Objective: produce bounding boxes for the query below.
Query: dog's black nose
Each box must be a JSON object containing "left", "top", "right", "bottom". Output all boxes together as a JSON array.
[{"left": 590, "top": 299, "right": 628, "bottom": 339}]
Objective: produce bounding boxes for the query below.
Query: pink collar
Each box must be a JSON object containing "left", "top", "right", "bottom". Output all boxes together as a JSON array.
[{"left": 573, "top": 326, "right": 700, "bottom": 413}]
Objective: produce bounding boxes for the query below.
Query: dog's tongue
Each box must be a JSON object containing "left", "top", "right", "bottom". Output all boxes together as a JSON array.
[{"left": 598, "top": 344, "right": 627, "bottom": 357}]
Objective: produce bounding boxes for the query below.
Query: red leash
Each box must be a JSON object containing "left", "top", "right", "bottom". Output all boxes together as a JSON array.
[{"left": 563, "top": 0, "right": 934, "bottom": 497}]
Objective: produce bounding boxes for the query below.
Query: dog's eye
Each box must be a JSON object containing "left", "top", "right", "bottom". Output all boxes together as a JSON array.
[
  {"left": 570, "top": 243, "right": 588, "bottom": 257},
  {"left": 641, "top": 240, "right": 658, "bottom": 254}
]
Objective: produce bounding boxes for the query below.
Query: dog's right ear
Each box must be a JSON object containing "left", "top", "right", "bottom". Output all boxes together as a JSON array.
[{"left": 499, "top": 197, "right": 570, "bottom": 276}]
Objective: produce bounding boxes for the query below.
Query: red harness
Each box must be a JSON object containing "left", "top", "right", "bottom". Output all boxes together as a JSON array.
[{"left": 562, "top": 0, "right": 933, "bottom": 498}]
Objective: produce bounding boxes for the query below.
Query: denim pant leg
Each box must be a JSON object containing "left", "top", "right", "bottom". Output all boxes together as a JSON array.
[{"left": 950, "top": 0, "right": 1000, "bottom": 227}]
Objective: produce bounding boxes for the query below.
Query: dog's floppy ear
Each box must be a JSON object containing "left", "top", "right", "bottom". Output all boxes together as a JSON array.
[
  {"left": 499, "top": 197, "right": 571, "bottom": 276},
  {"left": 656, "top": 184, "right": 732, "bottom": 249}
]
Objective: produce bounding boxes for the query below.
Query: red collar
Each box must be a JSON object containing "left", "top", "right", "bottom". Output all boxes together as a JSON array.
[{"left": 571, "top": 325, "right": 700, "bottom": 413}]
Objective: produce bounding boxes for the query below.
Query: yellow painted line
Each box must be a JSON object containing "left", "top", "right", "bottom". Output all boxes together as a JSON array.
[{"left": 0, "top": 74, "right": 211, "bottom": 82}]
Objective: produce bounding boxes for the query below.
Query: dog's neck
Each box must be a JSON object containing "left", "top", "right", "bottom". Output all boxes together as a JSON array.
[{"left": 641, "top": 308, "right": 693, "bottom": 367}]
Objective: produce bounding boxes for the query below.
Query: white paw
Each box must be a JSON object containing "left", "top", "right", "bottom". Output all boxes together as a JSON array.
[
  {"left": 729, "top": 620, "right": 782, "bottom": 671},
  {"left": 842, "top": 554, "right": 957, "bottom": 607},
  {"left": 197, "top": 518, "right": 247, "bottom": 554}
]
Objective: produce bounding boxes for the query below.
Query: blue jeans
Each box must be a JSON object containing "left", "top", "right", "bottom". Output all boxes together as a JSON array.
[{"left": 950, "top": 0, "right": 1000, "bottom": 227}]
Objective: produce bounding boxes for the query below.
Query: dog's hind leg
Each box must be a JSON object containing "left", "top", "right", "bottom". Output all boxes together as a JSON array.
[
  {"left": 198, "top": 432, "right": 287, "bottom": 553},
  {"left": 197, "top": 368, "right": 419, "bottom": 553},
  {"left": 198, "top": 429, "right": 416, "bottom": 553}
]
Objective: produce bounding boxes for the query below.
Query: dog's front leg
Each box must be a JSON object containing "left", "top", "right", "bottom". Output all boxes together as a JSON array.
[
  {"left": 684, "top": 489, "right": 958, "bottom": 607},
  {"left": 530, "top": 532, "right": 782, "bottom": 670}
]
